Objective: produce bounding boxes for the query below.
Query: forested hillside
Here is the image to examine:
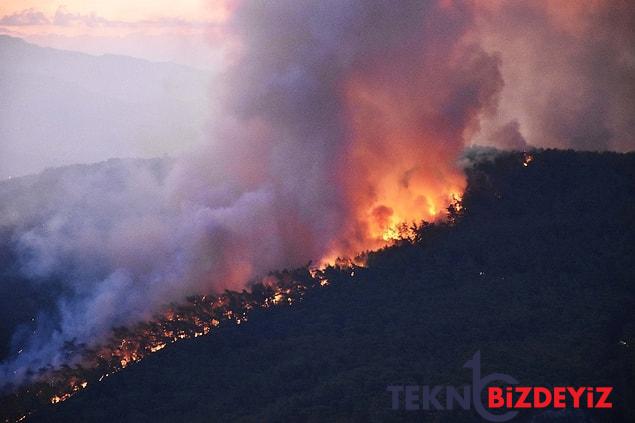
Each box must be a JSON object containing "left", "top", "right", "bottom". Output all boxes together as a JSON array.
[{"left": 33, "top": 150, "right": 635, "bottom": 422}]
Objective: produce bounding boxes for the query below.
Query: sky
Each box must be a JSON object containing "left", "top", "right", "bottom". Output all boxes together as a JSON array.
[
  {"left": 0, "top": 1, "right": 232, "bottom": 68},
  {"left": 0, "top": 1, "right": 229, "bottom": 20}
]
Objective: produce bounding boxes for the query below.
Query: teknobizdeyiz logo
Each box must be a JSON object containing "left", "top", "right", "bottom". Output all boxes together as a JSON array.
[{"left": 387, "top": 351, "right": 613, "bottom": 421}]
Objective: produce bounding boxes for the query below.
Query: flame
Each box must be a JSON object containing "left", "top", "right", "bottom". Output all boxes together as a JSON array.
[
  {"left": 381, "top": 225, "right": 402, "bottom": 242},
  {"left": 523, "top": 152, "right": 534, "bottom": 167},
  {"left": 2, "top": 133, "right": 472, "bottom": 423},
  {"left": 450, "top": 192, "right": 463, "bottom": 213},
  {"left": 50, "top": 395, "right": 67, "bottom": 404},
  {"left": 6, "top": 222, "right": 465, "bottom": 422},
  {"left": 21, "top": 270, "right": 330, "bottom": 415},
  {"left": 149, "top": 343, "right": 166, "bottom": 353},
  {"left": 11, "top": 112, "right": 467, "bottom": 423},
  {"left": 341, "top": 75, "right": 467, "bottom": 252}
]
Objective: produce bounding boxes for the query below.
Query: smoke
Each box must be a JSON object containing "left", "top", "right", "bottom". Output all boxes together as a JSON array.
[
  {"left": 1, "top": 0, "right": 633, "bottom": 387},
  {"left": 213, "top": 0, "right": 502, "bottom": 251},
  {"left": 472, "top": 0, "right": 635, "bottom": 151}
]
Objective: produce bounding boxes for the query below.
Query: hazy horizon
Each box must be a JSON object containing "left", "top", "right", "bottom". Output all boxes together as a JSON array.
[{"left": 0, "top": 34, "right": 215, "bottom": 180}]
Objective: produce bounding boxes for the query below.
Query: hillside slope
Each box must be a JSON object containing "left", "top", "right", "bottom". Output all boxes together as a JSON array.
[
  {"left": 0, "top": 158, "right": 175, "bottom": 362},
  {"left": 35, "top": 150, "right": 635, "bottom": 422}
]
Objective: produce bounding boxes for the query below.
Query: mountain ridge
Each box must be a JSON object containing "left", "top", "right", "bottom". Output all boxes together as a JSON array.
[
  {"left": 0, "top": 35, "right": 211, "bottom": 180},
  {"left": 24, "top": 149, "right": 634, "bottom": 423}
]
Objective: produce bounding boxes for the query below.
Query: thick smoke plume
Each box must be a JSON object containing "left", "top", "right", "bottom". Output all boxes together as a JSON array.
[{"left": 1, "top": 0, "right": 634, "bottom": 387}]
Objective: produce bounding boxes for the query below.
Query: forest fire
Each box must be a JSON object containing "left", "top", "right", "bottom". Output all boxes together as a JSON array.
[
  {"left": 0, "top": 0, "right": 629, "bottom": 421},
  {"left": 4, "top": 145, "right": 548, "bottom": 423},
  {"left": 0, "top": 148, "right": 550, "bottom": 422},
  {"left": 0, "top": 151, "right": 551, "bottom": 423},
  {"left": 0, "top": 262, "right": 359, "bottom": 422},
  {"left": 343, "top": 72, "right": 468, "bottom": 250},
  {"left": 0, "top": 5, "right": 509, "bottom": 417},
  {"left": 0, "top": 192, "right": 468, "bottom": 423}
]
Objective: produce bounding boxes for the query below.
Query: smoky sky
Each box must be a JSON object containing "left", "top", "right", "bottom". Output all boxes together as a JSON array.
[
  {"left": 473, "top": 0, "right": 635, "bottom": 151},
  {"left": 1, "top": 0, "right": 633, "bottom": 387}
]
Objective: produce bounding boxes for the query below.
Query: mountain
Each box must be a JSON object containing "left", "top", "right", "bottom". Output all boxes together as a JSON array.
[
  {"left": 0, "top": 35, "right": 211, "bottom": 180},
  {"left": 29, "top": 149, "right": 634, "bottom": 422}
]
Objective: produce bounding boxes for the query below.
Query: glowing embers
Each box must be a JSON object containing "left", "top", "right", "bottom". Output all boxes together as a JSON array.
[
  {"left": 522, "top": 152, "right": 534, "bottom": 167},
  {"left": 6, "top": 264, "right": 360, "bottom": 422},
  {"left": 49, "top": 381, "right": 87, "bottom": 404},
  {"left": 35, "top": 270, "right": 321, "bottom": 410},
  {"left": 449, "top": 193, "right": 463, "bottom": 213},
  {"left": 49, "top": 394, "right": 69, "bottom": 405}
]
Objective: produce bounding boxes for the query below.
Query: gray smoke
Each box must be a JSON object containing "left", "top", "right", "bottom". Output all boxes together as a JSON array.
[{"left": 473, "top": 1, "right": 635, "bottom": 151}]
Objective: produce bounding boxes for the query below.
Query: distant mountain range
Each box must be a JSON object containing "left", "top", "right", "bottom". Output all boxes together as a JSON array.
[{"left": 0, "top": 35, "right": 212, "bottom": 180}]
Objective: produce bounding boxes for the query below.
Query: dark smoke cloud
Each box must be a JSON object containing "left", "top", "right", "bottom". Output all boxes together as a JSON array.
[{"left": 1, "top": 0, "right": 633, "bottom": 387}]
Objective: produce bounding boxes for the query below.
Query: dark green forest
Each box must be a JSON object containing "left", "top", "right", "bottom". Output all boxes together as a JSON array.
[{"left": 27, "top": 149, "right": 635, "bottom": 422}]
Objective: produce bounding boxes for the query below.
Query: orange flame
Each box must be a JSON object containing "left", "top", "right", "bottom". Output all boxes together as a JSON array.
[{"left": 335, "top": 74, "right": 467, "bottom": 255}]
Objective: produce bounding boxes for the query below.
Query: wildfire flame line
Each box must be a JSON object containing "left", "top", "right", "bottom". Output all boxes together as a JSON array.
[
  {"left": 0, "top": 184, "right": 496, "bottom": 423},
  {"left": 1, "top": 265, "right": 336, "bottom": 422}
]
